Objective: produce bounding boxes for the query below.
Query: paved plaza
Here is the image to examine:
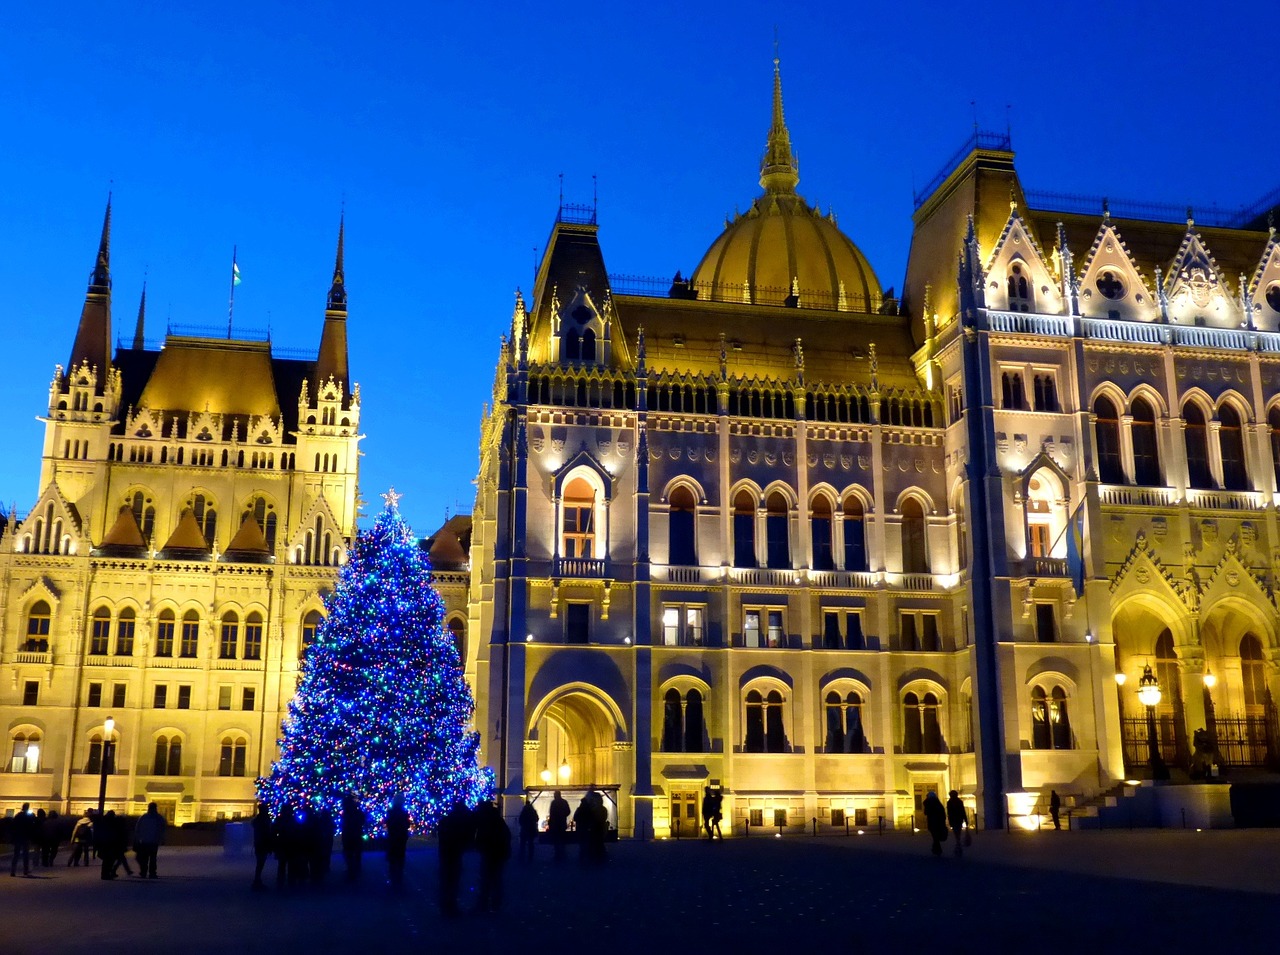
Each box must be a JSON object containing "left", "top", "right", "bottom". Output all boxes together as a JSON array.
[{"left": 4, "top": 829, "right": 1278, "bottom": 954}]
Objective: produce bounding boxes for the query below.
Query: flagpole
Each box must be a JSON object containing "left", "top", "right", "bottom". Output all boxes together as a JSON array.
[{"left": 228, "top": 245, "right": 237, "bottom": 338}]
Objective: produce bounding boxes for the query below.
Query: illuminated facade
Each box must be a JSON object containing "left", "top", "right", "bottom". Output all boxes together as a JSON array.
[
  {"left": 469, "top": 60, "right": 1280, "bottom": 835},
  {"left": 0, "top": 209, "right": 360, "bottom": 823}
]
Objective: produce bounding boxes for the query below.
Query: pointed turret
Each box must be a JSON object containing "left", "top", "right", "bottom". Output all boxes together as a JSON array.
[
  {"left": 132, "top": 281, "right": 147, "bottom": 350},
  {"left": 315, "top": 214, "right": 349, "bottom": 389},
  {"left": 68, "top": 196, "right": 114, "bottom": 378},
  {"left": 759, "top": 56, "right": 799, "bottom": 195}
]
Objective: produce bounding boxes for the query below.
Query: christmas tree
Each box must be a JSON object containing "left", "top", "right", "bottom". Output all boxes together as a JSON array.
[{"left": 258, "top": 490, "right": 493, "bottom": 833}]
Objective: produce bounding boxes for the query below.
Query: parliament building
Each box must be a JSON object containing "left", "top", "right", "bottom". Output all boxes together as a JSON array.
[{"left": 466, "top": 59, "right": 1280, "bottom": 835}]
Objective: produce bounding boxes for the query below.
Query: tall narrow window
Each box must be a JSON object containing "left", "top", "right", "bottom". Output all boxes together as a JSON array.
[
  {"left": 447, "top": 617, "right": 466, "bottom": 662},
  {"left": 1050, "top": 687, "right": 1072, "bottom": 750},
  {"left": 843, "top": 496, "right": 867, "bottom": 572},
  {"left": 561, "top": 477, "right": 596, "bottom": 559},
  {"left": 1031, "top": 686, "right": 1051, "bottom": 749},
  {"left": 921, "top": 615, "right": 940, "bottom": 652},
  {"left": 1242, "top": 634, "right": 1266, "bottom": 714},
  {"left": 684, "top": 689, "right": 704, "bottom": 753},
  {"left": 662, "top": 688, "right": 683, "bottom": 752},
  {"left": 565, "top": 603, "right": 590, "bottom": 644},
  {"left": 89, "top": 607, "right": 110, "bottom": 655},
  {"left": 823, "top": 611, "right": 842, "bottom": 649},
  {"left": 667, "top": 486, "right": 697, "bottom": 566},
  {"left": 180, "top": 611, "right": 200, "bottom": 658},
  {"left": 1094, "top": 396, "right": 1123, "bottom": 483},
  {"left": 25, "top": 600, "right": 51, "bottom": 650},
  {"left": 733, "top": 490, "right": 757, "bottom": 568},
  {"left": 825, "top": 691, "right": 845, "bottom": 752},
  {"left": 903, "top": 692, "right": 923, "bottom": 753},
  {"left": 901, "top": 498, "right": 929, "bottom": 574},
  {"left": 810, "top": 496, "right": 834, "bottom": 571},
  {"left": 301, "top": 610, "right": 323, "bottom": 659},
  {"left": 846, "top": 612, "right": 865, "bottom": 651},
  {"left": 115, "top": 609, "right": 135, "bottom": 655},
  {"left": 1008, "top": 263, "right": 1033, "bottom": 312},
  {"left": 191, "top": 494, "right": 217, "bottom": 546},
  {"left": 219, "top": 613, "right": 239, "bottom": 659},
  {"left": 765, "top": 690, "right": 786, "bottom": 752},
  {"left": 743, "top": 610, "right": 761, "bottom": 648},
  {"left": 844, "top": 692, "right": 866, "bottom": 752},
  {"left": 921, "top": 693, "right": 943, "bottom": 752},
  {"left": 901, "top": 613, "right": 919, "bottom": 651},
  {"left": 1184, "top": 403, "right": 1212, "bottom": 489},
  {"left": 243, "top": 612, "right": 263, "bottom": 660},
  {"left": 1269, "top": 407, "right": 1280, "bottom": 489},
  {"left": 1131, "top": 397, "right": 1161, "bottom": 486},
  {"left": 1218, "top": 404, "right": 1248, "bottom": 491},
  {"left": 745, "top": 690, "right": 765, "bottom": 752},
  {"left": 131, "top": 491, "right": 156, "bottom": 541},
  {"left": 1001, "top": 371, "right": 1025, "bottom": 410},
  {"left": 765, "top": 492, "right": 790, "bottom": 569},
  {"left": 1035, "top": 603, "right": 1057, "bottom": 643},
  {"left": 1033, "top": 374, "right": 1057, "bottom": 412},
  {"left": 155, "top": 610, "right": 174, "bottom": 657}
]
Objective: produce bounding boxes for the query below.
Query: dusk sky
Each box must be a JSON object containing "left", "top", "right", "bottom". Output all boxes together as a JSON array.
[{"left": 3, "top": 0, "right": 1275, "bottom": 536}]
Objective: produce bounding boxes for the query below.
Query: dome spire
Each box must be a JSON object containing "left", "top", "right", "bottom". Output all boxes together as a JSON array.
[{"left": 759, "top": 48, "right": 799, "bottom": 195}]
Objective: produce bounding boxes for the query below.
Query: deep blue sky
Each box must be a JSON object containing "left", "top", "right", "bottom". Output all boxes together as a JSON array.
[{"left": 2, "top": 1, "right": 1274, "bottom": 535}]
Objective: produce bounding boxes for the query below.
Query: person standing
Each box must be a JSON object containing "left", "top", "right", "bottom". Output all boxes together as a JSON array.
[
  {"left": 385, "top": 795, "right": 410, "bottom": 890},
  {"left": 701, "top": 788, "right": 716, "bottom": 840},
  {"left": 517, "top": 798, "right": 539, "bottom": 862},
  {"left": 945, "top": 791, "right": 967, "bottom": 857},
  {"left": 251, "top": 803, "right": 273, "bottom": 890},
  {"left": 473, "top": 800, "right": 512, "bottom": 914},
  {"left": 1049, "top": 790, "right": 1062, "bottom": 831},
  {"left": 9, "top": 803, "right": 33, "bottom": 877},
  {"left": 69, "top": 810, "right": 94, "bottom": 867},
  {"left": 341, "top": 794, "right": 364, "bottom": 883},
  {"left": 547, "top": 790, "right": 570, "bottom": 862},
  {"left": 922, "top": 791, "right": 948, "bottom": 858},
  {"left": 710, "top": 789, "right": 724, "bottom": 840},
  {"left": 573, "top": 795, "right": 595, "bottom": 863},
  {"left": 132, "top": 802, "right": 166, "bottom": 878},
  {"left": 43, "top": 810, "right": 62, "bottom": 866},
  {"left": 436, "top": 801, "right": 474, "bottom": 917}
]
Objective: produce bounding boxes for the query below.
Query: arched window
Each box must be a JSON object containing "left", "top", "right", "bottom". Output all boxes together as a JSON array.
[
  {"left": 244, "top": 496, "right": 278, "bottom": 551},
  {"left": 662, "top": 688, "right": 683, "bottom": 752},
  {"left": 563, "top": 328, "right": 581, "bottom": 362},
  {"left": 115, "top": 608, "right": 136, "bottom": 655},
  {"left": 243, "top": 612, "right": 263, "bottom": 661},
  {"left": 901, "top": 498, "right": 929, "bottom": 574},
  {"left": 1131, "top": 397, "right": 1161, "bottom": 486},
  {"left": 1269, "top": 407, "right": 1280, "bottom": 490},
  {"left": 1001, "top": 371, "right": 1025, "bottom": 410},
  {"left": 1218, "top": 404, "right": 1248, "bottom": 491},
  {"left": 1155, "top": 630, "right": 1179, "bottom": 718},
  {"left": 130, "top": 491, "right": 155, "bottom": 541},
  {"left": 190, "top": 493, "right": 218, "bottom": 546},
  {"left": 825, "top": 690, "right": 867, "bottom": 754},
  {"left": 219, "top": 612, "right": 239, "bottom": 659},
  {"left": 1030, "top": 685, "right": 1072, "bottom": 749},
  {"left": 904, "top": 691, "right": 944, "bottom": 754},
  {"left": 684, "top": 689, "right": 704, "bottom": 753},
  {"left": 810, "top": 495, "right": 834, "bottom": 571},
  {"left": 218, "top": 736, "right": 248, "bottom": 777},
  {"left": 301, "top": 610, "right": 323, "bottom": 659},
  {"left": 1184, "top": 403, "right": 1212, "bottom": 489},
  {"left": 744, "top": 690, "right": 766, "bottom": 752},
  {"left": 154, "top": 735, "right": 183, "bottom": 776},
  {"left": 765, "top": 492, "right": 790, "bottom": 569},
  {"left": 764, "top": 689, "right": 786, "bottom": 752},
  {"left": 447, "top": 616, "right": 466, "bottom": 663},
  {"left": 155, "top": 609, "right": 175, "bottom": 657},
  {"left": 732, "top": 490, "right": 757, "bottom": 568},
  {"left": 842, "top": 495, "right": 867, "bottom": 572},
  {"left": 1241, "top": 634, "right": 1267, "bottom": 714},
  {"left": 1094, "top": 396, "right": 1123, "bottom": 483},
  {"left": 179, "top": 610, "right": 200, "bottom": 658},
  {"left": 9, "top": 731, "right": 42, "bottom": 773},
  {"left": 581, "top": 327, "right": 596, "bottom": 362},
  {"left": 561, "top": 476, "right": 596, "bottom": 559},
  {"left": 24, "top": 600, "right": 51, "bottom": 650},
  {"left": 1008, "top": 262, "right": 1033, "bottom": 312},
  {"left": 89, "top": 607, "right": 111, "bottom": 656},
  {"left": 668, "top": 486, "right": 697, "bottom": 566}
]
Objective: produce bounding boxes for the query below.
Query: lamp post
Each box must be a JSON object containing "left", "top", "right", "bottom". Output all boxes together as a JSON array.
[
  {"left": 1137, "top": 666, "right": 1169, "bottom": 780},
  {"left": 97, "top": 715, "right": 115, "bottom": 816}
]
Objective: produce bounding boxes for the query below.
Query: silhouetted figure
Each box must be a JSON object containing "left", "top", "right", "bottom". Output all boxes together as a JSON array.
[
  {"left": 274, "top": 806, "right": 303, "bottom": 888},
  {"left": 473, "top": 800, "right": 512, "bottom": 913},
  {"left": 573, "top": 795, "right": 595, "bottom": 863},
  {"left": 517, "top": 799, "right": 538, "bottom": 862},
  {"left": 251, "top": 803, "right": 273, "bottom": 889},
  {"left": 1049, "top": 790, "right": 1062, "bottom": 831},
  {"left": 385, "top": 795, "right": 410, "bottom": 890},
  {"left": 133, "top": 802, "right": 167, "bottom": 878},
  {"left": 42, "top": 810, "right": 62, "bottom": 865},
  {"left": 341, "top": 795, "right": 364, "bottom": 882},
  {"left": 946, "top": 790, "right": 966, "bottom": 858},
  {"left": 548, "top": 790, "right": 570, "bottom": 862},
  {"left": 922, "top": 791, "right": 948, "bottom": 858},
  {"left": 306, "top": 808, "right": 334, "bottom": 885},
  {"left": 98, "top": 810, "right": 130, "bottom": 879},
  {"left": 702, "top": 788, "right": 716, "bottom": 840},
  {"left": 9, "top": 803, "right": 33, "bottom": 876},
  {"left": 69, "top": 810, "right": 94, "bottom": 867},
  {"left": 590, "top": 791, "right": 608, "bottom": 863},
  {"left": 437, "top": 801, "right": 475, "bottom": 917},
  {"left": 32, "top": 809, "right": 48, "bottom": 867},
  {"left": 710, "top": 790, "right": 724, "bottom": 839}
]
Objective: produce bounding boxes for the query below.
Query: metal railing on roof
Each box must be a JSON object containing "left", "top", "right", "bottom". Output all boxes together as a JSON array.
[
  {"left": 607, "top": 272, "right": 884, "bottom": 313},
  {"left": 557, "top": 202, "right": 597, "bottom": 225},
  {"left": 913, "top": 130, "right": 1013, "bottom": 208},
  {"left": 166, "top": 323, "right": 271, "bottom": 341}
]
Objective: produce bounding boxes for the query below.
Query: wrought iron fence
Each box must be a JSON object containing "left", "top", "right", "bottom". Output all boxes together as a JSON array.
[
  {"left": 1121, "top": 716, "right": 1179, "bottom": 768},
  {"left": 1211, "top": 716, "right": 1272, "bottom": 768}
]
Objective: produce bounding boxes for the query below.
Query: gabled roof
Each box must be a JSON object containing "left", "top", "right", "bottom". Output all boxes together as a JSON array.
[
  {"left": 161, "top": 508, "right": 211, "bottom": 554},
  {"left": 224, "top": 514, "right": 271, "bottom": 561},
  {"left": 99, "top": 505, "right": 146, "bottom": 551},
  {"left": 424, "top": 514, "right": 472, "bottom": 571}
]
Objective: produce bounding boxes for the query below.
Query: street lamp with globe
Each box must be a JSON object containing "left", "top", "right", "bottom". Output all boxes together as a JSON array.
[{"left": 1137, "top": 666, "right": 1169, "bottom": 780}]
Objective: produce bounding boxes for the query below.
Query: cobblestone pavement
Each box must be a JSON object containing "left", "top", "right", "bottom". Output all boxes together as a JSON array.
[{"left": 4, "top": 830, "right": 1277, "bottom": 954}]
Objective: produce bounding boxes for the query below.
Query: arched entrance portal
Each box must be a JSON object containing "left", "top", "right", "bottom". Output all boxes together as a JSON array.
[{"left": 1111, "top": 602, "right": 1189, "bottom": 773}]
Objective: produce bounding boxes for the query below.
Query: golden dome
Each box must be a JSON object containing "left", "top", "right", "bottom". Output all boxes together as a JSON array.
[{"left": 690, "top": 60, "right": 882, "bottom": 313}]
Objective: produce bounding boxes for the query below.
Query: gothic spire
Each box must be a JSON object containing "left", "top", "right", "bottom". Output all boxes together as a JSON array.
[
  {"left": 759, "top": 54, "right": 799, "bottom": 195},
  {"left": 132, "top": 281, "right": 147, "bottom": 349},
  {"left": 68, "top": 195, "right": 114, "bottom": 377},
  {"left": 327, "top": 211, "right": 346, "bottom": 311},
  {"left": 316, "top": 213, "right": 349, "bottom": 390}
]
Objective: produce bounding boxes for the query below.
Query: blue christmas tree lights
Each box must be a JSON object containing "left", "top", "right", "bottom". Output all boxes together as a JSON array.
[{"left": 257, "top": 490, "right": 494, "bottom": 833}]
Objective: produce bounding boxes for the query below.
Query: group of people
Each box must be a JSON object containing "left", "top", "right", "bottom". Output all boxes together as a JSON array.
[
  {"left": 437, "top": 798, "right": 511, "bottom": 916},
  {"left": 7, "top": 802, "right": 167, "bottom": 879},
  {"left": 921, "top": 790, "right": 971, "bottom": 857},
  {"left": 701, "top": 787, "right": 725, "bottom": 840}
]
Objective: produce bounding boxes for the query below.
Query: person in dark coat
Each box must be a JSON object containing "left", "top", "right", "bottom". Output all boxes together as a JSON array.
[
  {"left": 436, "top": 801, "right": 474, "bottom": 917},
  {"left": 42, "top": 810, "right": 62, "bottom": 865},
  {"left": 274, "top": 806, "right": 302, "bottom": 888},
  {"left": 251, "top": 803, "right": 273, "bottom": 889},
  {"left": 589, "top": 791, "right": 608, "bottom": 863},
  {"left": 945, "top": 791, "right": 967, "bottom": 857},
  {"left": 132, "top": 802, "right": 166, "bottom": 878},
  {"left": 701, "top": 788, "right": 716, "bottom": 840},
  {"left": 341, "top": 795, "right": 364, "bottom": 882},
  {"left": 385, "top": 795, "right": 410, "bottom": 890},
  {"left": 32, "top": 809, "right": 48, "bottom": 867},
  {"left": 1049, "top": 790, "right": 1062, "bottom": 830},
  {"left": 922, "top": 792, "right": 948, "bottom": 857},
  {"left": 517, "top": 798, "right": 538, "bottom": 862},
  {"left": 709, "top": 790, "right": 724, "bottom": 840},
  {"left": 547, "top": 790, "right": 570, "bottom": 862},
  {"left": 473, "top": 800, "right": 512, "bottom": 913},
  {"left": 9, "top": 803, "right": 33, "bottom": 876},
  {"left": 573, "top": 795, "right": 595, "bottom": 863}
]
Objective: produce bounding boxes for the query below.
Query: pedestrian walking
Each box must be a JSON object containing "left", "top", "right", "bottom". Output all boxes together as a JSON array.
[
  {"left": 32, "top": 809, "right": 49, "bottom": 867},
  {"left": 1049, "top": 790, "right": 1062, "bottom": 830},
  {"left": 702, "top": 788, "right": 716, "bottom": 840},
  {"left": 710, "top": 789, "right": 724, "bottom": 840},
  {"left": 385, "top": 795, "right": 410, "bottom": 890},
  {"left": 946, "top": 790, "right": 967, "bottom": 857},
  {"left": 69, "top": 810, "right": 94, "bottom": 867},
  {"left": 251, "top": 803, "right": 273, "bottom": 889},
  {"left": 436, "top": 801, "right": 474, "bottom": 917},
  {"left": 341, "top": 794, "right": 364, "bottom": 882},
  {"left": 922, "top": 791, "right": 948, "bottom": 858},
  {"left": 42, "top": 810, "right": 62, "bottom": 865},
  {"left": 133, "top": 802, "right": 167, "bottom": 878},
  {"left": 547, "top": 790, "right": 570, "bottom": 862},
  {"left": 9, "top": 802, "right": 34, "bottom": 876},
  {"left": 517, "top": 798, "right": 539, "bottom": 862},
  {"left": 473, "top": 800, "right": 512, "bottom": 913}
]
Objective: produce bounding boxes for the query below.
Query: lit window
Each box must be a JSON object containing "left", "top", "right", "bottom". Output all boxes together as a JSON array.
[
  {"left": 661, "top": 605, "right": 705, "bottom": 646},
  {"left": 155, "top": 610, "right": 175, "bottom": 657},
  {"left": 219, "top": 613, "right": 239, "bottom": 659},
  {"left": 115, "top": 609, "right": 136, "bottom": 655},
  {"left": 9, "top": 732, "right": 42, "bottom": 773},
  {"left": 561, "top": 477, "right": 596, "bottom": 559},
  {"left": 1031, "top": 685, "right": 1073, "bottom": 750},
  {"left": 243, "top": 613, "right": 263, "bottom": 660},
  {"left": 88, "top": 607, "right": 110, "bottom": 655}
]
